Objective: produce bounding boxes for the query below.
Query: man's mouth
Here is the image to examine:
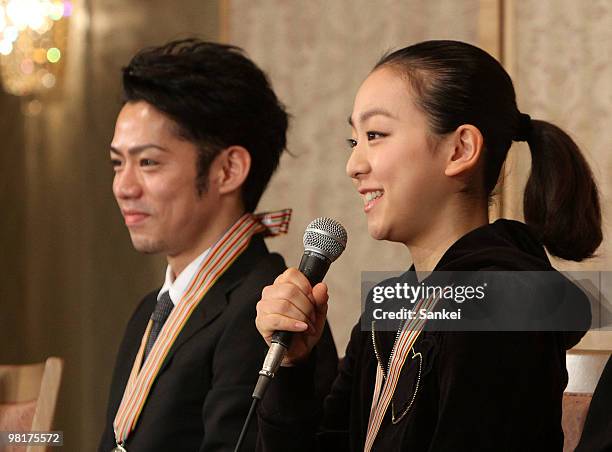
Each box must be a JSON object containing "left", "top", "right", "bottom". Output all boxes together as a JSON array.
[{"left": 122, "top": 210, "right": 150, "bottom": 226}]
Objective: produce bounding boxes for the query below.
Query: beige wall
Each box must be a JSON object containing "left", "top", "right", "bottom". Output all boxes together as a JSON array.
[{"left": 0, "top": 1, "right": 219, "bottom": 450}]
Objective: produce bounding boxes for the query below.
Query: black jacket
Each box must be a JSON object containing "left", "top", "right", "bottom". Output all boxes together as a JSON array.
[
  {"left": 257, "top": 220, "right": 589, "bottom": 452},
  {"left": 99, "top": 234, "right": 338, "bottom": 451}
]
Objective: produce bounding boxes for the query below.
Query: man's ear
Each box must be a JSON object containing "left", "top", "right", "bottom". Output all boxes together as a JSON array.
[
  {"left": 210, "top": 146, "right": 251, "bottom": 195},
  {"left": 444, "top": 124, "right": 484, "bottom": 177}
]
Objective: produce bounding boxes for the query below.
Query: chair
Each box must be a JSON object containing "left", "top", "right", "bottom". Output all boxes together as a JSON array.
[
  {"left": 563, "top": 350, "right": 610, "bottom": 452},
  {"left": 0, "top": 357, "right": 63, "bottom": 452}
]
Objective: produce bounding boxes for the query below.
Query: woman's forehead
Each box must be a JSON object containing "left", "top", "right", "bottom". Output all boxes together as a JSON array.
[{"left": 351, "top": 67, "right": 421, "bottom": 126}]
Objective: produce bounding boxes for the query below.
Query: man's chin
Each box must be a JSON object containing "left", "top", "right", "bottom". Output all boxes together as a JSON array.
[{"left": 130, "top": 237, "right": 164, "bottom": 254}]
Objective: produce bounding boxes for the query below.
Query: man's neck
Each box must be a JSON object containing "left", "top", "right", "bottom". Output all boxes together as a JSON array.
[{"left": 167, "top": 206, "right": 245, "bottom": 277}]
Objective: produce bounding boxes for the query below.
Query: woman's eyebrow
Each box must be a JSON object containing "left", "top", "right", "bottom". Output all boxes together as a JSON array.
[{"left": 348, "top": 108, "right": 397, "bottom": 127}]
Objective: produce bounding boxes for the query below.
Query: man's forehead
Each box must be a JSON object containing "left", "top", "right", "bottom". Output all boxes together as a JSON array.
[
  {"left": 117, "top": 101, "right": 169, "bottom": 127},
  {"left": 111, "top": 102, "right": 178, "bottom": 150}
]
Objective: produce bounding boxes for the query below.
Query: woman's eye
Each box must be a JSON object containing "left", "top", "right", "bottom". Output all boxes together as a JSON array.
[
  {"left": 110, "top": 159, "right": 122, "bottom": 169},
  {"left": 367, "top": 131, "right": 386, "bottom": 141},
  {"left": 346, "top": 138, "right": 357, "bottom": 149}
]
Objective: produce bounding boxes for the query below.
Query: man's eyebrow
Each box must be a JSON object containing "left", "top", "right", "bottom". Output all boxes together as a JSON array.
[
  {"left": 347, "top": 108, "right": 397, "bottom": 127},
  {"left": 109, "top": 144, "right": 169, "bottom": 155}
]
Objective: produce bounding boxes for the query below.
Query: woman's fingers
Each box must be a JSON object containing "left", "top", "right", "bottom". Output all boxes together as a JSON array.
[
  {"left": 274, "top": 268, "right": 316, "bottom": 302},
  {"left": 255, "top": 312, "right": 309, "bottom": 337},
  {"left": 261, "top": 278, "right": 317, "bottom": 323},
  {"left": 312, "top": 282, "right": 329, "bottom": 310},
  {"left": 256, "top": 268, "right": 330, "bottom": 364},
  {"left": 257, "top": 297, "right": 316, "bottom": 332}
]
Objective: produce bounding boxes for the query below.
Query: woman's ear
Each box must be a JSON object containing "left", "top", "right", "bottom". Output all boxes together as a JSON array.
[
  {"left": 444, "top": 124, "right": 484, "bottom": 177},
  {"left": 210, "top": 145, "right": 251, "bottom": 195}
]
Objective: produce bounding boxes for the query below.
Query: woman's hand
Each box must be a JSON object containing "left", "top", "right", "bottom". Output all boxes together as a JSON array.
[{"left": 256, "top": 267, "right": 329, "bottom": 365}]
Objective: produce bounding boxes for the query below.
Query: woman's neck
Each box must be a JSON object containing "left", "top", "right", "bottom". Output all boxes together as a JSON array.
[{"left": 408, "top": 198, "right": 489, "bottom": 272}]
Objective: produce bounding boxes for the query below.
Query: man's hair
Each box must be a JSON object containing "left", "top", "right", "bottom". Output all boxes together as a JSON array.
[{"left": 121, "top": 39, "right": 289, "bottom": 212}]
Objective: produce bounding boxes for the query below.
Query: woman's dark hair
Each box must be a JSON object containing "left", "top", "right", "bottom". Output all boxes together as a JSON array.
[
  {"left": 121, "top": 39, "right": 289, "bottom": 212},
  {"left": 375, "top": 40, "right": 601, "bottom": 261}
]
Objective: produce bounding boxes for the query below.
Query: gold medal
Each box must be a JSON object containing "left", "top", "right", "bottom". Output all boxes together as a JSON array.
[{"left": 111, "top": 445, "right": 127, "bottom": 452}]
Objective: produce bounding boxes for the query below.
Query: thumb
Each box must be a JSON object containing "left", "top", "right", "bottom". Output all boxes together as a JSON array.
[{"left": 312, "top": 282, "right": 329, "bottom": 315}]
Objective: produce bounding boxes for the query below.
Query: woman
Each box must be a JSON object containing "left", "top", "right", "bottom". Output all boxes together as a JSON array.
[{"left": 254, "top": 40, "right": 601, "bottom": 451}]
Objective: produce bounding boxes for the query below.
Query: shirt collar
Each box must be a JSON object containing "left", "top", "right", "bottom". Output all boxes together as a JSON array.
[{"left": 158, "top": 247, "right": 211, "bottom": 306}]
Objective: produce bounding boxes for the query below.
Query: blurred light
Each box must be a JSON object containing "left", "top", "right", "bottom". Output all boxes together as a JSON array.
[
  {"left": 32, "top": 47, "right": 46, "bottom": 64},
  {"left": 0, "top": 0, "right": 70, "bottom": 96},
  {"left": 28, "top": 15, "right": 45, "bottom": 31},
  {"left": 20, "top": 58, "right": 33, "bottom": 74},
  {"left": 41, "top": 71, "right": 54, "bottom": 88},
  {"left": 6, "top": 0, "right": 33, "bottom": 30},
  {"left": 4, "top": 25, "right": 18, "bottom": 42},
  {"left": 49, "top": 2, "right": 63, "bottom": 20},
  {"left": 34, "top": 17, "right": 52, "bottom": 34},
  {"left": 63, "top": 1, "right": 72, "bottom": 17},
  {"left": 0, "top": 40, "right": 12, "bottom": 55},
  {"left": 46, "top": 47, "right": 60, "bottom": 62},
  {"left": 24, "top": 98, "right": 43, "bottom": 116}
]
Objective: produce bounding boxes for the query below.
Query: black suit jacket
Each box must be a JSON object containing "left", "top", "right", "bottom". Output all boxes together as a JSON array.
[{"left": 99, "top": 235, "right": 338, "bottom": 451}]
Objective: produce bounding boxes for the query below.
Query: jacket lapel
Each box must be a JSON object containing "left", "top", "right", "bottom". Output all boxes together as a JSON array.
[{"left": 157, "top": 234, "right": 268, "bottom": 374}]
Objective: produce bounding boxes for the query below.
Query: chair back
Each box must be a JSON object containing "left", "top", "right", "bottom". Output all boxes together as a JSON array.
[
  {"left": 563, "top": 351, "right": 610, "bottom": 452},
  {"left": 0, "top": 357, "right": 63, "bottom": 452}
]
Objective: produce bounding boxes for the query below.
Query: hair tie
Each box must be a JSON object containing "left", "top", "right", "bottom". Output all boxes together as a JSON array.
[{"left": 514, "top": 113, "right": 532, "bottom": 142}]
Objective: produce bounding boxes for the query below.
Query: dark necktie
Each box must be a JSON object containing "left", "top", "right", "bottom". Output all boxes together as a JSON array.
[{"left": 142, "top": 291, "right": 174, "bottom": 364}]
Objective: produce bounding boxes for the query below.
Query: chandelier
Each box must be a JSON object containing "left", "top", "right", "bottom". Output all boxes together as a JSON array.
[{"left": 0, "top": 0, "right": 72, "bottom": 97}]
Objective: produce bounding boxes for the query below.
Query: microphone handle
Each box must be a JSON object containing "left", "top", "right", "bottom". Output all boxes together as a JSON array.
[{"left": 271, "top": 251, "right": 331, "bottom": 348}]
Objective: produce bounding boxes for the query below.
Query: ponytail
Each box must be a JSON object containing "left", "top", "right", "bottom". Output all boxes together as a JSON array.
[{"left": 523, "top": 119, "right": 602, "bottom": 261}]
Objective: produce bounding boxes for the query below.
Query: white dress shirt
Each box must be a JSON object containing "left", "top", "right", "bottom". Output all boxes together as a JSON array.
[{"left": 157, "top": 247, "right": 211, "bottom": 306}]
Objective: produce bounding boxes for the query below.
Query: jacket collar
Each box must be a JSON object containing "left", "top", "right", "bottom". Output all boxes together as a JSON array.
[{"left": 157, "top": 234, "right": 269, "bottom": 374}]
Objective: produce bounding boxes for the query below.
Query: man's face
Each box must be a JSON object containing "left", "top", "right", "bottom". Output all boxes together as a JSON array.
[{"left": 110, "top": 101, "right": 217, "bottom": 257}]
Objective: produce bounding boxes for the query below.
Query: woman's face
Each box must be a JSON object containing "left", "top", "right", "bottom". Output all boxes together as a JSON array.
[{"left": 347, "top": 66, "right": 450, "bottom": 245}]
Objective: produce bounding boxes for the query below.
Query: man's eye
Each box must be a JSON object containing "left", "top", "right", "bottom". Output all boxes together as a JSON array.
[
  {"left": 110, "top": 159, "right": 122, "bottom": 168},
  {"left": 346, "top": 138, "right": 357, "bottom": 149},
  {"left": 367, "top": 131, "right": 386, "bottom": 141},
  {"left": 140, "top": 159, "right": 158, "bottom": 166}
]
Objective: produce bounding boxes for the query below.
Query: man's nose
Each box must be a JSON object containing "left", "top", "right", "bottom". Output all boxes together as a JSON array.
[{"left": 113, "top": 164, "right": 143, "bottom": 200}]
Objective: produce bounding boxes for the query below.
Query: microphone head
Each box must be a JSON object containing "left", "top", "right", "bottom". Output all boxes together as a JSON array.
[{"left": 303, "top": 217, "right": 347, "bottom": 262}]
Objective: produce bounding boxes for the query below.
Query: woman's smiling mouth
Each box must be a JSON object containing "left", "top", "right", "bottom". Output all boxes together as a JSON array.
[{"left": 362, "top": 190, "right": 384, "bottom": 212}]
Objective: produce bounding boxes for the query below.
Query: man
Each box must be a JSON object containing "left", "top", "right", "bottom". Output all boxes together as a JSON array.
[{"left": 99, "top": 39, "right": 338, "bottom": 452}]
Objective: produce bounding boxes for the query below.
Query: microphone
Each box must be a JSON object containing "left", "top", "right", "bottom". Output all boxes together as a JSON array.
[
  {"left": 234, "top": 218, "right": 347, "bottom": 452},
  {"left": 253, "top": 217, "right": 347, "bottom": 400}
]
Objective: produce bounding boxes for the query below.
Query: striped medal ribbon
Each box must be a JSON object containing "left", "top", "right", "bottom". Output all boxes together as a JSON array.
[
  {"left": 253, "top": 208, "right": 291, "bottom": 236},
  {"left": 112, "top": 211, "right": 290, "bottom": 449},
  {"left": 364, "top": 294, "right": 440, "bottom": 452}
]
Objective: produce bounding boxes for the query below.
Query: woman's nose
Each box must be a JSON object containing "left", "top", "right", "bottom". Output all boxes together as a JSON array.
[{"left": 346, "top": 143, "right": 370, "bottom": 179}]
